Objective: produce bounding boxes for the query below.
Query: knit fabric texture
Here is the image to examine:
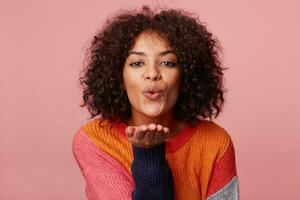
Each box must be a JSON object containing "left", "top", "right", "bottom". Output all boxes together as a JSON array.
[
  {"left": 72, "top": 119, "right": 240, "bottom": 200},
  {"left": 131, "top": 143, "right": 174, "bottom": 199}
]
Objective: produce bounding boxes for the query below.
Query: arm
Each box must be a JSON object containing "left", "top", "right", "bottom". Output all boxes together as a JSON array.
[
  {"left": 206, "top": 137, "right": 240, "bottom": 200},
  {"left": 131, "top": 143, "right": 174, "bottom": 200},
  {"left": 72, "top": 129, "right": 134, "bottom": 200}
]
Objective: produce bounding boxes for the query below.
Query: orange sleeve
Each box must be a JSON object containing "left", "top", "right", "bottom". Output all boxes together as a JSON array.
[{"left": 206, "top": 132, "right": 239, "bottom": 198}]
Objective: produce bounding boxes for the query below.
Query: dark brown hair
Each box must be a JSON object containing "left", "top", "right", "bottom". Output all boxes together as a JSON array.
[{"left": 79, "top": 5, "right": 227, "bottom": 124}]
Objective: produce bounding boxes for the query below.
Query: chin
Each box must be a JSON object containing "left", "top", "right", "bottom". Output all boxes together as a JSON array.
[{"left": 140, "top": 109, "right": 165, "bottom": 118}]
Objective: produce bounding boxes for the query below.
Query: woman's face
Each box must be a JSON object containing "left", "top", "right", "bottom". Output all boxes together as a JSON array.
[{"left": 123, "top": 31, "right": 181, "bottom": 119}]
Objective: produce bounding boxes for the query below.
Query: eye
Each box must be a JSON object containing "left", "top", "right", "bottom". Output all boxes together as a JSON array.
[
  {"left": 161, "top": 61, "right": 177, "bottom": 67},
  {"left": 129, "top": 61, "right": 144, "bottom": 67}
]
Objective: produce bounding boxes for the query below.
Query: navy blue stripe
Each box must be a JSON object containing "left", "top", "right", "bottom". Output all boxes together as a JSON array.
[{"left": 131, "top": 143, "right": 174, "bottom": 200}]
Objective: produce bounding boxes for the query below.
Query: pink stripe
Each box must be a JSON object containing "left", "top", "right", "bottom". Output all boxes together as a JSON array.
[
  {"left": 72, "top": 128, "right": 134, "bottom": 199},
  {"left": 75, "top": 128, "right": 133, "bottom": 181}
]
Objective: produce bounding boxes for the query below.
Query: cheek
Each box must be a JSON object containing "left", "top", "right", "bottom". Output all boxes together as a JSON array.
[
  {"left": 123, "top": 71, "right": 139, "bottom": 103},
  {"left": 165, "top": 73, "right": 181, "bottom": 103},
  {"left": 169, "top": 71, "right": 181, "bottom": 89},
  {"left": 169, "top": 83, "right": 180, "bottom": 102},
  {"left": 123, "top": 66, "right": 140, "bottom": 88},
  {"left": 122, "top": 68, "right": 132, "bottom": 91}
]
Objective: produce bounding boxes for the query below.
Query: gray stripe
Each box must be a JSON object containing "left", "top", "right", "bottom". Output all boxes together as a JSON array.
[{"left": 207, "top": 176, "right": 240, "bottom": 200}]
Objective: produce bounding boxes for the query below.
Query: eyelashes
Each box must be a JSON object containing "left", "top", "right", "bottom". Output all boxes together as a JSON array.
[
  {"left": 129, "top": 61, "right": 143, "bottom": 67},
  {"left": 129, "top": 61, "right": 178, "bottom": 67},
  {"left": 161, "top": 61, "right": 178, "bottom": 67}
]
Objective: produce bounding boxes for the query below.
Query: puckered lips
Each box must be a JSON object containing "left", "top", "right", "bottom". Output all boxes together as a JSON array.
[{"left": 142, "top": 88, "right": 163, "bottom": 100}]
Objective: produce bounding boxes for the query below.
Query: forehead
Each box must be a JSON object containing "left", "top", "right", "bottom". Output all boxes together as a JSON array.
[{"left": 130, "top": 31, "right": 172, "bottom": 52}]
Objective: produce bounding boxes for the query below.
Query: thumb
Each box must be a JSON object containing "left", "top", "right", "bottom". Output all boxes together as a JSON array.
[{"left": 125, "top": 126, "right": 136, "bottom": 137}]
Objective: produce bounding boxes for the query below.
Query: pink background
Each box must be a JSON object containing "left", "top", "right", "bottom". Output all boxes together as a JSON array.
[{"left": 1, "top": 0, "right": 299, "bottom": 199}]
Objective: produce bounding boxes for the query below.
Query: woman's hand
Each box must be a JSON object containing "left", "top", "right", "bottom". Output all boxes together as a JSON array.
[{"left": 125, "top": 123, "right": 171, "bottom": 148}]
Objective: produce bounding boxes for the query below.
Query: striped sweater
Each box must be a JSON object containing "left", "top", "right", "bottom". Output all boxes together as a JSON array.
[{"left": 72, "top": 119, "right": 240, "bottom": 199}]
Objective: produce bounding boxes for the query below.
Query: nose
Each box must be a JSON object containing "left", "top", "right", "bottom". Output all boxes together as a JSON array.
[{"left": 144, "top": 65, "right": 161, "bottom": 81}]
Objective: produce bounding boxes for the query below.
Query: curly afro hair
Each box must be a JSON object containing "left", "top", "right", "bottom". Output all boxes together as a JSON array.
[{"left": 79, "top": 5, "right": 228, "bottom": 124}]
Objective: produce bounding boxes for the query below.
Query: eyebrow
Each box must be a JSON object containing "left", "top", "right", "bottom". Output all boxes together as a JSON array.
[{"left": 127, "top": 50, "right": 176, "bottom": 56}]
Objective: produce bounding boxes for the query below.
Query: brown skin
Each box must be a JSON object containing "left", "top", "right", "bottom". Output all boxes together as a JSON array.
[
  {"left": 125, "top": 124, "right": 170, "bottom": 148},
  {"left": 123, "top": 31, "right": 184, "bottom": 148}
]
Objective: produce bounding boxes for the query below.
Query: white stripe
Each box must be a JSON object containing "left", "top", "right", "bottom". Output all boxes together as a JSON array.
[{"left": 206, "top": 176, "right": 240, "bottom": 200}]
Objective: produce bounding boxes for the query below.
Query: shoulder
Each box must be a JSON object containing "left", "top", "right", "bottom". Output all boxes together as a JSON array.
[
  {"left": 71, "top": 119, "right": 107, "bottom": 154},
  {"left": 71, "top": 118, "right": 113, "bottom": 156},
  {"left": 196, "top": 120, "right": 232, "bottom": 142},
  {"left": 75, "top": 118, "right": 120, "bottom": 143},
  {"left": 72, "top": 118, "right": 133, "bottom": 172},
  {"left": 81, "top": 118, "right": 112, "bottom": 136},
  {"left": 72, "top": 118, "right": 126, "bottom": 147},
  {"left": 193, "top": 120, "right": 235, "bottom": 160},
  {"left": 71, "top": 118, "right": 124, "bottom": 163}
]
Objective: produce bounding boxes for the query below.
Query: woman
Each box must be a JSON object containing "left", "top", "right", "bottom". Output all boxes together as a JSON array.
[{"left": 72, "top": 5, "right": 240, "bottom": 200}]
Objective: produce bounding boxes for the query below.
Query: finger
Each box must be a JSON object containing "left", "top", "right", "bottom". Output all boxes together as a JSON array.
[
  {"left": 144, "top": 123, "right": 156, "bottom": 141},
  {"left": 128, "top": 126, "right": 147, "bottom": 148},
  {"left": 148, "top": 123, "right": 156, "bottom": 131},
  {"left": 162, "top": 127, "right": 171, "bottom": 140},
  {"left": 143, "top": 124, "right": 156, "bottom": 147},
  {"left": 134, "top": 125, "right": 147, "bottom": 140},
  {"left": 154, "top": 124, "right": 163, "bottom": 141},
  {"left": 154, "top": 126, "right": 164, "bottom": 144},
  {"left": 127, "top": 126, "right": 142, "bottom": 146},
  {"left": 125, "top": 126, "right": 135, "bottom": 137},
  {"left": 163, "top": 127, "right": 170, "bottom": 134},
  {"left": 156, "top": 124, "right": 163, "bottom": 132}
]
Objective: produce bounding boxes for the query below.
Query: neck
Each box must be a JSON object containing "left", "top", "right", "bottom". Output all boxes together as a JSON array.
[
  {"left": 126, "top": 108, "right": 184, "bottom": 138},
  {"left": 129, "top": 108, "right": 174, "bottom": 126}
]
